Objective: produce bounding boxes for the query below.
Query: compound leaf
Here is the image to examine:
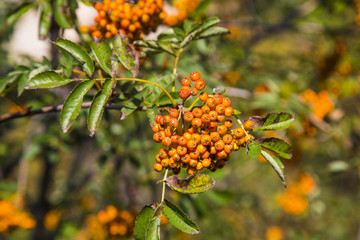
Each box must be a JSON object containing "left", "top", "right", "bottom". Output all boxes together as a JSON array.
[
  {"left": 162, "top": 199, "right": 200, "bottom": 234},
  {"left": 60, "top": 80, "right": 95, "bottom": 132}
]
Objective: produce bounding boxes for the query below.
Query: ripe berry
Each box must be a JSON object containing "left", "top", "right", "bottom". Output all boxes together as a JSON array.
[
  {"left": 244, "top": 120, "right": 254, "bottom": 130},
  {"left": 199, "top": 92, "right": 209, "bottom": 102},
  {"left": 201, "top": 135, "right": 211, "bottom": 146},
  {"left": 206, "top": 98, "right": 216, "bottom": 109},
  {"left": 169, "top": 108, "right": 179, "bottom": 118},
  {"left": 217, "top": 125, "right": 227, "bottom": 135},
  {"left": 155, "top": 115, "right": 162, "bottom": 123},
  {"left": 222, "top": 97, "right": 231, "bottom": 107},
  {"left": 213, "top": 94, "right": 223, "bottom": 105},
  {"left": 177, "top": 146, "right": 187, "bottom": 156},
  {"left": 186, "top": 140, "right": 197, "bottom": 150},
  {"left": 190, "top": 88, "right": 198, "bottom": 96},
  {"left": 223, "top": 134, "right": 233, "bottom": 144},
  {"left": 202, "top": 159, "right": 211, "bottom": 168},
  {"left": 169, "top": 118, "right": 179, "bottom": 128},
  {"left": 191, "top": 118, "right": 202, "bottom": 128},
  {"left": 217, "top": 114, "right": 225, "bottom": 122},
  {"left": 190, "top": 71, "right": 201, "bottom": 81},
  {"left": 201, "top": 151, "right": 210, "bottom": 159},
  {"left": 181, "top": 77, "right": 191, "bottom": 86},
  {"left": 201, "top": 114, "right": 211, "bottom": 124},
  {"left": 171, "top": 135, "right": 179, "bottom": 144},
  {"left": 210, "top": 132, "right": 220, "bottom": 142},
  {"left": 153, "top": 162, "right": 163, "bottom": 172},
  {"left": 189, "top": 159, "right": 198, "bottom": 168},
  {"left": 184, "top": 112, "right": 194, "bottom": 122},
  {"left": 224, "top": 144, "right": 233, "bottom": 154},
  {"left": 215, "top": 140, "right": 225, "bottom": 151},
  {"left": 196, "top": 162, "right": 204, "bottom": 171},
  {"left": 224, "top": 120, "right": 233, "bottom": 128},
  {"left": 189, "top": 150, "right": 200, "bottom": 159},
  {"left": 179, "top": 86, "right": 191, "bottom": 99},
  {"left": 224, "top": 107, "right": 234, "bottom": 117},
  {"left": 209, "top": 111, "right": 218, "bottom": 121},
  {"left": 162, "top": 137, "right": 171, "bottom": 146},
  {"left": 233, "top": 128, "right": 245, "bottom": 138},
  {"left": 181, "top": 154, "right": 190, "bottom": 163},
  {"left": 192, "top": 108, "right": 203, "bottom": 118},
  {"left": 195, "top": 80, "right": 205, "bottom": 90},
  {"left": 196, "top": 144, "right": 207, "bottom": 154},
  {"left": 161, "top": 158, "right": 169, "bottom": 167},
  {"left": 178, "top": 136, "right": 188, "bottom": 146},
  {"left": 215, "top": 104, "right": 225, "bottom": 115},
  {"left": 152, "top": 124, "right": 160, "bottom": 133}
]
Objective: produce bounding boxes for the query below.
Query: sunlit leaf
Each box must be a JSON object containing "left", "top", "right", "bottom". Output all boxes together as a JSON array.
[
  {"left": 257, "top": 137, "right": 292, "bottom": 159},
  {"left": 261, "top": 150, "right": 286, "bottom": 187},
  {"left": 247, "top": 141, "right": 262, "bottom": 158},
  {"left": 26, "top": 71, "right": 72, "bottom": 89},
  {"left": 249, "top": 112, "right": 296, "bottom": 131},
  {"left": 60, "top": 80, "right": 95, "bottom": 132},
  {"left": 87, "top": 79, "right": 114, "bottom": 136},
  {"left": 194, "top": 26, "right": 230, "bottom": 40},
  {"left": 162, "top": 199, "right": 200, "bottom": 234},
  {"left": 55, "top": 38, "right": 94, "bottom": 76},
  {"left": 133, "top": 40, "right": 176, "bottom": 56},
  {"left": 17, "top": 72, "right": 30, "bottom": 96},
  {"left": 165, "top": 174, "right": 215, "bottom": 194}
]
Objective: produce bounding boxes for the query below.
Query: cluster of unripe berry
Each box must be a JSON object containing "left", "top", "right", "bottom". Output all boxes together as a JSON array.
[
  {"left": 152, "top": 72, "right": 254, "bottom": 175},
  {"left": 90, "top": 0, "right": 167, "bottom": 40}
]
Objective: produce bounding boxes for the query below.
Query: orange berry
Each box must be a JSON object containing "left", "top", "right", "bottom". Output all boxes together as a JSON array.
[
  {"left": 201, "top": 114, "right": 211, "bottom": 124},
  {"left": 196, "top": 162, "right": 203, "bottom": 171},
  {"left": 171, "top": 135, "right": 179, "bottom": 144},
  {"left": 224, "top": 144, "right": 233, "bottom": 154},
  {"left": 161, "top": 158, "right": 169, "bottom": 167},
  {"left": 244, "top": 120, "right": 254, "bottom": 130},
  {"left": 192, "top": 108, "right": 203, "bottom": 118},
  {"left": 92, "top": 30, "right": 102, "bottom": 38},
  {"left": 190, "top": 71, "right": 201, "bottom": 81},
  {"left": 195, "top": 80, "right": 205, "bottom": 90},
  {"left": 215, "top": 140, "right": 225, "bottom": 151},
  {"left": 189, "top": 150, "right": 200, "bottom": 159},
  {"left": 155, "top": 154, "right": 162, "bottom": 162},
  {"left": 217, "top": 125, "right": 227, "bottom": 135},
  {"left": 153, "top": 133, "right": 160, "bottom": 142},
  {"left": 213, "top": 94, "right": 223, "bottom": 105},
  {"left": 155, "top": 115, "right": 162, "bottom": 123},
  {"left": 233, "top": 128, "right": 245, "bottom": 138},
  {"left": 191, "top": 133, "right": 201, "bottom": 143},
  {"left": 202, "top": 159, "right": 211, "bottom": 168},
  {"left": 191, "top": 118, "right": 202, "bottom": 128},
  {"left": 210, "top": 146, "right": 217, "bottom": 154},
  {"left": 158, "top": 148, "right": 167, "bottom": 158},
  {"left": 177, "top": 146, "right": 187, "bottom": 156},
  {"left": 215, "top": 104, "right": 225, "bottom": 115},
  {"left": 196, "top": 144, "right": 207, "bottom": 154},
  {"left": 224, "top": 119, "right": 233, "bottom": 128},
  {"left": 179, "top": 86, "right": 191, "bottom": 99},
  {"left": 206, "top": 98, "right": 216, "bottom": 109},
  {"left": 168, "top": 158, "right": 177, "bottom": 168},
  {"left": 201, "top": 135, "right": 211, "bottom": 146},
  {"left": 181, "top": 77, "right": 191, "bottom": 86},
  {"left": 128, "top": 24, "right": 136, "bottom": 32},
  {"left": 201, "top": 151, "right": 210, "bottom": 159},
  {"left": 121, "top": 19, "right": 130, "bottom": 28},
  {"left": 187, "top": 127, "right": 196, "bottom": 134},
  {"left": 186, "top": 140, "right": 197, "bottom": 150},
  {"left": 162, "top": 137, "right": 171, "bottom": 147},
  {"left": 209, "top": 111, "right": 218, "bottom": 121},
  {"left": 169, "top": 108, "right": 179, "bottom": 118},
  {"left": 164, "top": 127, "right": 172, "bottom": 137},
  {"left": 169, "top": 118, "right": 179, "bottom": 128},
  {"left": 187, "top": 167, "right": 196, "bottom": 175},
  {"left": 172, "top": 153, "right": 180, "bottom": 162},
  {"left": 183, "top": 132, "right": 192, "bottom": 140},
  {"left": 79, "top": 25, "right": 89, "bottom": 33},
  {"left": 217, "top": 150, "right": 227, "bottom": 159},
  {"left": 168, "top": 148, "right": 177, "bottom": 157},
  {"left": 183, "top": 112, "right": 194, "bottom": 122},
  {"left": 210, "top": 132, "right": 220, "bottom": 142},
  {"left": 189, "top": 159, "right": 198, "bottom": 168},
  {"left": 199, "top": 92, "right": 208, "bottom": 102},
  {"left": 141, "top": 14, "right": 150, "bottom": 23},
  {"left": 224, "top": 107, "right": 234, "bottom": 117},
  {"left": 217, "top": 114, "right": 225, "bottom": 122},
  {"left": 181, "top": 154, "right": 190, "bottom": 163},
  {"left": 222, "top": 97, "right": 231, "bottom": 107},
  {"left": 178, "top": 136, "right": 188, "bottom": 146},
  {"left": 154, "top": 162, "right": 163, "bottom": 172},
  {"left": 190, "top": 88, "right": 198, "bottom": 96},
  {"left": 152, "top": 124, "right": 160, "bottom": 133},
  {"left": 223, "top": 134, "right": 233, "bottom": 144},
  {"left": 201, "top": 105, "right": 210, "bottom": 114}
]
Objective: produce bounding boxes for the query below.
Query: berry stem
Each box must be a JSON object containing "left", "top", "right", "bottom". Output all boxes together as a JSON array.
[
  {"left": 187, "top": 97, "right": 200, "bottom": 110},
  {"left": 172, "top": 48, "right": 183, "bottom": 91},
  {"left": 161, "top": 168, "right": 169, "bottom": 203},
  {"left": 75, "top": 77, "right": 177, "bottom": 107}
]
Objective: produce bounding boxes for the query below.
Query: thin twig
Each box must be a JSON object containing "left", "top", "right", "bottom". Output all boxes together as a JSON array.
[{"left": 0, "top": 102, "right": 146, "bottom": 123}]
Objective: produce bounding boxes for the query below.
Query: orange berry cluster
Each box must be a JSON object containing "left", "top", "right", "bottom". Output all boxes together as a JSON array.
[
  {"left": 164, "top": 0, "right": 200, "bottom": 26},
  {"left": 300, "top": 89, "right": 334, "bottom": 120},
  {"left": 90, "top": 0, "right": 167, "bottom": 40},
  {"left": 0, "top": 200, "right": 36, "bottom": 232},
  {"left": 152, "top": 71, "right": 255, "bottom": 175},
  {"left": 96, "top": 205, "right": 135, "bottom": 237}
]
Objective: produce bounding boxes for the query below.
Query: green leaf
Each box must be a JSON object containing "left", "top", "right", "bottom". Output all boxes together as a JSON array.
[
  {"left": 54, "top": 38, "right": 94, "bottom": 76},
  {"left": 38, "top": 1, "right": 52, "bottom": 39},
  {"left": 145, "top": 215, "right": 161, "bottom": 240},
  {"left": 165, "top": 174, "right": 215, "bottom": 194},
  {"left": 134, "top": 205, "right": 157, "bottom": 240},
  {"left": 91, "top": 40, "right": 113, "bottom": 76},
  {"left": 54, "top": 0, "right": 72, "bottom": 29},
  {"left": 249, "top": 112, "right": 296, "bottom": 131},
  {"left": 257, "top": 137, "right": 292, "bottom": 159},
  {"left": 26, "top": 71, "right": 72, "bottom": 89},
  {"left": 157, "top": 91, "right": 182, "bottom": 106},
  {"left": 194, "top": 26, "right": 230, "bottom": 40},
  {"left": 112, "top": 33, "right": 139, "bottom": 77},
  {"left": 133, "top": 40, "right": 176, "bottom": 56},
  {"left": 146, "top": 106, "right": 158, "bottom": 127},
  {"left": 17, "top": 71, "right": 30, "bottom": 96},
  {"left": 180, "top": 17, "right": 220, "bottom": 48},
  {"left": 6, "top": 2, "right": 35, "bottom": 25},
  {"left": 119, "top": 99, "right": 141, "bottom": 120},
  {"left": 0, "top": 74, "right": 20, "bottom": 93},
  {"left": 247, "top": 141, "right": 262, "bottom": 158},
  {"left": 261, "top": 150, "right": 286, "bottom": 187},
  {"left": 162, "top": 199, "right": 200, "bottom": 234},
  {"left": 87, "top": 79, "right": 114, "bottom": 136},
  {"left": 60, "top": 80, "right": 95, "bottom": 133}
]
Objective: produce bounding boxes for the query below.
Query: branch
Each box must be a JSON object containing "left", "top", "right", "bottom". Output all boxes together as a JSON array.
[{"left": 0, "top": 102, "right": 146, "bottom": 123}]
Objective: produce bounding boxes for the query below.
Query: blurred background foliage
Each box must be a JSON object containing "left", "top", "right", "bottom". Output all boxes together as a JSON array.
[{"left": 0, "top": 0, "right": 360, "bottom": 239}]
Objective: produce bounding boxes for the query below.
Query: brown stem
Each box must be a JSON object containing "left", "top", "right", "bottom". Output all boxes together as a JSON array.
[{"left": 0, "top": 102, "right": 147, "bottom": 123}]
